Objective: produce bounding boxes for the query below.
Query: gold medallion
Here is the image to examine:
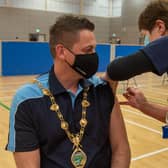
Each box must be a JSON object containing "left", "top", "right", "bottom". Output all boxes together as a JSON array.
[
  {"left": 34, "top": 79, "right": 89, "bottom": 168},
  {"left": 71, "top": 147, "right": 87, "bottom": 168}
]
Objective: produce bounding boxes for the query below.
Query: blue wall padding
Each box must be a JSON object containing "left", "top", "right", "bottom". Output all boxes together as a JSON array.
[
  {"left": 2, "top": 42, "right": 111, "bottom": 76},
  {"left": 2, "top": 42, "right": 53, "bottom": 76},
  {"left": 115, "top": 45, "right": 143, "bottom": 57},
  {"left": 96, "top": 44, "right": 111, "bottom": 72}
]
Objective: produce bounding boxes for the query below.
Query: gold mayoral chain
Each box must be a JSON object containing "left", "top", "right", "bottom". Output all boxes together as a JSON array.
[{"left": 34, "top": 79, "right": 90, "bottom": 168}]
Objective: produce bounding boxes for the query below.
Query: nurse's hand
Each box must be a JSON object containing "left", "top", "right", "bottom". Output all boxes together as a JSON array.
[
  {"left": 100, "top": 72, "right": 118, "bottom": 94},
  {"left": 120, "top": 87, "right": 147, "bottom": 110}
]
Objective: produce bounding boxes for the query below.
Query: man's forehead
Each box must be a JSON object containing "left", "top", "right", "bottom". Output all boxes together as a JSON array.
[{"left": 72, "top": 32, "right": 96, "bottom": 50}]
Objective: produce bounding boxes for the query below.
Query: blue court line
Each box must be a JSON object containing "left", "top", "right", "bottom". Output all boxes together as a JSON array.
[{"left": 0, "top": 100, "right": 10, "bottom": 111}]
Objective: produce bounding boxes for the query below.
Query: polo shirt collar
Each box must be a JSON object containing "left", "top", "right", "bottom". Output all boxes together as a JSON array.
[{"left": 48, "top": 65, "right": 93, "bottom": 95}]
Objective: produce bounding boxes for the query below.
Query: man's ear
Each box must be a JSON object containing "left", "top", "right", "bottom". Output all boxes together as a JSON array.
[
  {"left": 55, "top": 44, "right": 65, "bottom": 60},
  {"left": 155, "top": 19, "right": 166, "bottom": 35}
]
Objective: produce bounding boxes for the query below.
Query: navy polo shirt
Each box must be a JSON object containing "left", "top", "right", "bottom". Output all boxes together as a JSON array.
[
  {"left": 142, "top": 36, "right": 168, "bottom": 75},
  {"left": 6, "top": 66, "right": 114, "bottom": 168}
]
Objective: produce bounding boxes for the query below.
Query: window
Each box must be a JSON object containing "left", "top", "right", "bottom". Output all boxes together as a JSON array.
[{"left": 112, "top": 0, "right": 122, "bottom": 17}]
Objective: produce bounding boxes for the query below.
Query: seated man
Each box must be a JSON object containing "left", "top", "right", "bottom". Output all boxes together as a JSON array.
[{"left": 6, "top": 15, "right": 130, "bottom": 168}]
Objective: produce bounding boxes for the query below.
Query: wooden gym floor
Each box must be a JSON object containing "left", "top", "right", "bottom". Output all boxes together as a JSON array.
[{"left": 0, "top": 72, "right": 168, "bottom": 168}]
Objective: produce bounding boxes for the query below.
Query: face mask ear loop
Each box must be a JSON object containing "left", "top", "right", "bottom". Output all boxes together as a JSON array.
[
  {"left": 63, "top": 46, "right": 76, "bottom": 56},
  {"left": 64, "top": 59, "right": 72, "bottom": 67},
  {"left": 62, "top": 46, "right": 76, "bottom": 68}
]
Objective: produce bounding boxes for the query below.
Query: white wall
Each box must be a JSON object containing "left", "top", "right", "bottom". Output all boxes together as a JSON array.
[
  {"left": 47, "top": 0, "right": 80, "bottom": 14},
  {"left": 0, "top": 0, "right": 120, "bottom": 17},
  {"left": 83, "top": 0, "right": 109, "bottom": 17},
  {"left": 0, "top": 0, "right": 5, "bottom": 6},
  {"left": 6, "top": 0, "right": 46, "bottom": 10}
]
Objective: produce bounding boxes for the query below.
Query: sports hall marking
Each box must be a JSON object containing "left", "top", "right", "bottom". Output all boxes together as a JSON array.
[
  {"left": 122, "top": 108, "right": 158, "bottom": 121},
  {"left": 132, "top": 147, "right": 168, "bottom": 161},
  {"left": 125, "top": 119, "right": 162, "bottom": 134},
  {"left": 0, "top": 100, "right": 10, "bottom": 110}
]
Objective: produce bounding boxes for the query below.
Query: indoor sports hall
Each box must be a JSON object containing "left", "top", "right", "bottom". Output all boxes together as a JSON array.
[{"left": 0, "top": 0, "right": 168, "bottom": 167}]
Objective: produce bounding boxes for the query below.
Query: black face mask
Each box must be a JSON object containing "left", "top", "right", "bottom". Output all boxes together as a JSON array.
[{"left": 65, "top": 48, "right": 99, "bottom": 78}]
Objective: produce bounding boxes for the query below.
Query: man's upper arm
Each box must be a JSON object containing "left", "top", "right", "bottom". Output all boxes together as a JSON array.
[
  {"left": 6, "top": 87, "right": 40, "bottom": 152},
  {"left": 109, "top": 98, "right": 129, "bottom": 146},
  {"left": 14, "top": 149, "right": 40, "bottom": 168},
  {"left": 109, "top": 97, "right": 131, "bottom": 168}
]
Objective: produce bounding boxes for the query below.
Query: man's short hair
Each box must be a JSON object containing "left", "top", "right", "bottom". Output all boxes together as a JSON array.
[
  {"left": 138, "top": 0, "right": 168, "bottom": 32},
  {"left": 49, "top": 15, "right": 95, "bottom": 58}
]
